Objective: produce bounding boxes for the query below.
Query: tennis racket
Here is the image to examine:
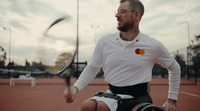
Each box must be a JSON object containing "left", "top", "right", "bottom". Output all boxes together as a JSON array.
[{"left": 41, "top": 17, "right": 78, "bottom": 88}]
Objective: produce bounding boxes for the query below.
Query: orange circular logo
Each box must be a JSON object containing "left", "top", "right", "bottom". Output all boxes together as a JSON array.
[{"left": 135, "top": 48, "right": 145, "bottom": 55}]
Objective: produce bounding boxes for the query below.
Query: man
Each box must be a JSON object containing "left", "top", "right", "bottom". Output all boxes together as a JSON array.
[{"left": 64, "top": 0, "right": 180, "bottom": 111}]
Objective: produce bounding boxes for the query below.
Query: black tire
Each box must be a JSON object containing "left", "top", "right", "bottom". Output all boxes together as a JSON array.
[{"left": 141, "top": 104, "right": 164, "bottom": 111}]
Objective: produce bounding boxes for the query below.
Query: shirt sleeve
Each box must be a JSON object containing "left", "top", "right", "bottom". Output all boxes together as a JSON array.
[
  {"left": 154, "top": 41, "right": 181, "bottom": 100},
  {"left": 74, "top": 39, "right": 104, "bottom": 91},
  {"left": 167, "top": 60, "right": 181, "bottom": 100}
]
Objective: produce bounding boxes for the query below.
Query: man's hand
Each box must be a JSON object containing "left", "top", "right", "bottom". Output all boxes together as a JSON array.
[
  {"left": 162, "top": 99, "right": 177, "bottom": 111},
  {"left": 63, "top": 86, "right": 79, "bottom": 103}
]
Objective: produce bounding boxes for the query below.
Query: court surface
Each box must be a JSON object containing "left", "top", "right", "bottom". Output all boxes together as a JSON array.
[{"left": 0, "top": 78, "right": 199, "bottom": 111}]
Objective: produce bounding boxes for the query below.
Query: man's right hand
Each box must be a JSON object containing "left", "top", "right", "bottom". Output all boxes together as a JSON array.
[
  {"left": 162, "top": 99, "right": 177, "bottom": 111},
  {"left": 63, "top": 86, "right": 79, "bottom": 103}
]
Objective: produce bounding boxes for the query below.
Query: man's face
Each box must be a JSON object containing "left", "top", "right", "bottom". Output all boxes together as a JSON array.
[{"left": 116, "top": 1, "right": 135, "bottom": 32}]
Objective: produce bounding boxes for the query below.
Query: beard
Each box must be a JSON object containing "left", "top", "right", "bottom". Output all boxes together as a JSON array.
[{"left": 117, "top": 19, "right": 134, "bottom": 32}]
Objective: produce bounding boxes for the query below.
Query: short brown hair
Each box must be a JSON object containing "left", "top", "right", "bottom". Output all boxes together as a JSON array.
[{"left": 120, "top": 0, "right": 144, "bottom": 17}]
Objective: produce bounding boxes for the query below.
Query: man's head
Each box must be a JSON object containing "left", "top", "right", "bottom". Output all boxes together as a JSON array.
[
  {"left": 120, "top": 0, "right": 144, "bottom": 17},
  {"left": 116, "top": 0, "right": 144, "bottom": 32}
]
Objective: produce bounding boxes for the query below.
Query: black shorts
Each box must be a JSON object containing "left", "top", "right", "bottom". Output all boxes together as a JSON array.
[{"left": 116, "top": 93, "right": 152, "bottom": 111}]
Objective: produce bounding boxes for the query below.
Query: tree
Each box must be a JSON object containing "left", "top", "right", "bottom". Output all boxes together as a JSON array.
[
  {"left": 191, "top": 34, "right": 200, "bottom": 77},
  {"left": 174, "top": 53, "right": 186, "bottom": 77},
  {"left": 25, "top": 59, "right": 31, "bottom": 71},
  {"left": 152, "top": 63, "right": 168, "bottom": 78},
  {"left": 48, "top": 52, "right": 73, "bottom": 72},
  {"left": 194, "top": 35, "right": 200, "bottom": 41},
  {"left": 32, "top": 61, "right": 46, "bottom": 71},
  {"left": 25, "top": 59, "right": 30, "bottom": 66},
  {"left": 191, "top": 35, "right": 200, "bottom": 54},
  {"left": 0, "top": 46, "right": 7, "bottom": 68},
  {"left": 55, "top": 52, "right": 73, "bottom": 66}
]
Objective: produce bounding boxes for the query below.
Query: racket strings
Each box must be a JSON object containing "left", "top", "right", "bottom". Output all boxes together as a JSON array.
[{"left": 45, "top": 53, "right": 74, "bottom": 73}]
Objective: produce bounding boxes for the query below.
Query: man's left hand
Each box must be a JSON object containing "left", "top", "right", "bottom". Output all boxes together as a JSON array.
[{"left": 162, "top": 99, "right": 177, "bottom": 111}]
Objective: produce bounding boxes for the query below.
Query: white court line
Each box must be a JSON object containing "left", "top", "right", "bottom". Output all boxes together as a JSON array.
[{"left": 179, "top": 91, "right": 200, "bottom": 98}]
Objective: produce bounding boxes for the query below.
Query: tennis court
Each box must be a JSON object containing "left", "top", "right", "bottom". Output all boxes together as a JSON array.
[{"left": 0, "top": 78, "right": 199, "bottom": 111}]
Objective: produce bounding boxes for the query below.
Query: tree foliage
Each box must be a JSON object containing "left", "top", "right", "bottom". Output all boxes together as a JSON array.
[
  {"left": 55, "top": 52, "right": 73, "bottom": 66},
  {"left": 174, "top": 53, "right": 186, "bottom": 77},
  {"left": 191, "top": 34, "right": 200, "bottom": 75},
  {"left": 47, "top": 52, "right": 73, "bottom": 72},
  {"left": 0, "top": 46, "right": 7, "bottom": 68}
]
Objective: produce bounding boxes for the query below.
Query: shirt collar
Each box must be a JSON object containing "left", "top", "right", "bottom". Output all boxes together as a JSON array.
[{"left": 115, "top": 31, "right": 142, "bottom": 44}]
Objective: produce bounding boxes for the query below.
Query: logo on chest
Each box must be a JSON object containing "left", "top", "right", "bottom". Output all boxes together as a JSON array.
[{"left": 135, "top": 48, "right": 145, "bottom": 55}]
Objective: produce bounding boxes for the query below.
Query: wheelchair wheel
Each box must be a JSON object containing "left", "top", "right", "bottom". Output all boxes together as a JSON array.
[{"left": 141, "top": 104, "right": 164, "bottom": 111}]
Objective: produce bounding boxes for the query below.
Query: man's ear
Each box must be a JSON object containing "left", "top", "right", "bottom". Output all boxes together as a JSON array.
[{"left": 133, "top": 10, "right": 141, "bottom": 20}]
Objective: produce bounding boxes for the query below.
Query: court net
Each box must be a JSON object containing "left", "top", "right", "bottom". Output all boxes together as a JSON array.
[
  {"left": 0, "top": 76, "right": 198, "bottom": 86},
  {"left": 0, "top": 64, "right": 198, "bottom": 86}
]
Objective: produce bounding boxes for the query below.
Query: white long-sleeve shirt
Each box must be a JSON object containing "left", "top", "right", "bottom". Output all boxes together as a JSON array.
[{"left": 74, "top": 32, "right": 180, "bottom": 100}]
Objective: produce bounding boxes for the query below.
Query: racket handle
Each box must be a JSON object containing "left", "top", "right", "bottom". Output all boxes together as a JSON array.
[
  {"left": 66, "top": 75, "right": 71, "bottom": 87},
  {"left": 65, "top": 76, "right": 71, "bottom": 96},
  {"left": 66, "top": 66, "right": 72, "bottom": 87}
]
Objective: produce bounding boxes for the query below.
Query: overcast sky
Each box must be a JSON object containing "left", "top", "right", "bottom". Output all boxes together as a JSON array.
[{"left": 0, "top": 0, "right": 200, "bottom": 66}]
